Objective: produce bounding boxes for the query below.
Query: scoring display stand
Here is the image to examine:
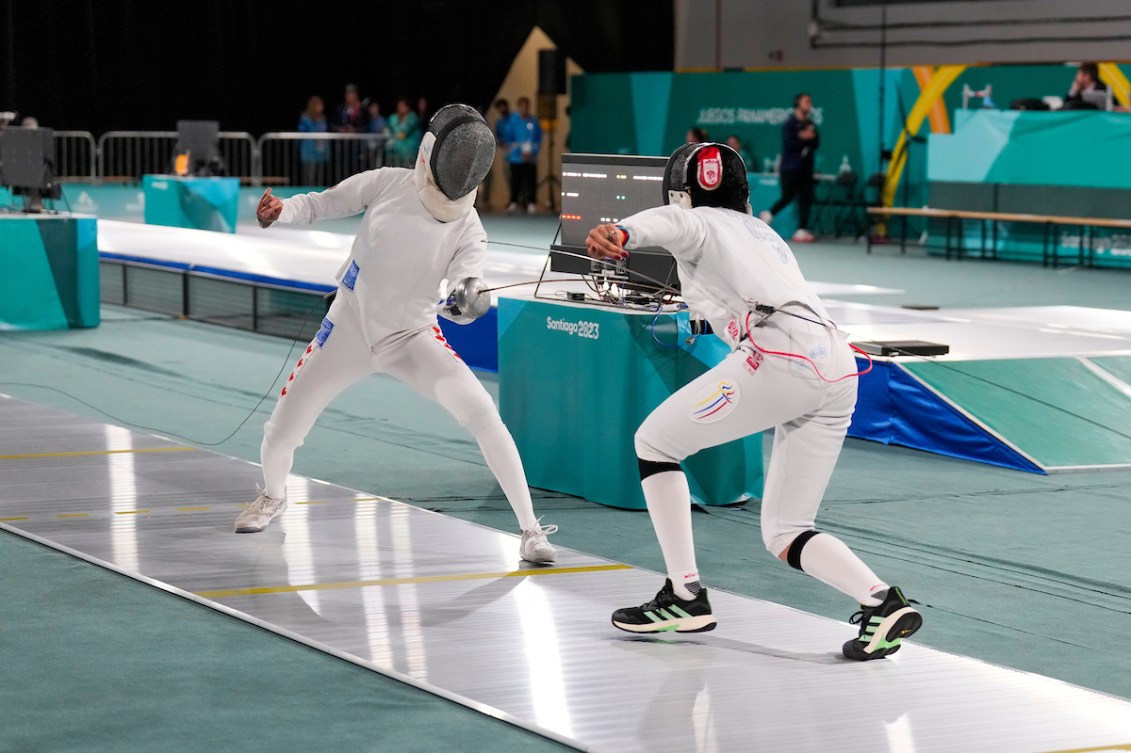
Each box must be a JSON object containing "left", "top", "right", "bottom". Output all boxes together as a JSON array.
[
  {"left": 498, "top": 295, "right": 764, "bottom": 510},
  {"left": 510, "top": 152, "right": 763, "bottom": 508}
]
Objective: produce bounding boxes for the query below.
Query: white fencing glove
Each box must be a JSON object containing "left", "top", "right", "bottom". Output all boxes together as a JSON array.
[{"left": 439, "top": 277, "right": 490, "bottom": 324}]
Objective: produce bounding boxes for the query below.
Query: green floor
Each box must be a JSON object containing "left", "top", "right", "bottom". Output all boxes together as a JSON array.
[{"left": 2, "top": 237, "right": 1131, "bottom": 752}]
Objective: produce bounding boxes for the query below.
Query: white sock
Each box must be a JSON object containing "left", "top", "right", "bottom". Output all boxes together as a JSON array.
[
  {"left": 796, "top": 533, "right": 887, "bottom": 606},
  {"left": 476, "top": 422, "right": 538, "bottom": 531},
  {"left": 260, "top": 436, "right": 292, "bottom": 501},
  {"left": 642, "top": 470, "right": 700, "bottom": 600}
]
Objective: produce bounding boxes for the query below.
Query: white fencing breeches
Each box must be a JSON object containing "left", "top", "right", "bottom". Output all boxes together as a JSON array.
[
  {"left": 259, "top": 294, "right": 537, "bottom": 530},
  {"left": 634, "top": 317, "right": 859, "bottom": 556}
]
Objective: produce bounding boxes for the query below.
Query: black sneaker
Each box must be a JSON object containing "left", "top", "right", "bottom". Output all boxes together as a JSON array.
[
  {"left": 842, "top": 586, "right": 922, "bottom": 661},
  {"left": 611, "top": 579, "right": 717, "bottom": 634}
]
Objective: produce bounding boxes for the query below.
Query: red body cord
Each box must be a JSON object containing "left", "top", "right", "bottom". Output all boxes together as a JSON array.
[{"left": 743, "top": 311, "right": 873, "bottom": 383}]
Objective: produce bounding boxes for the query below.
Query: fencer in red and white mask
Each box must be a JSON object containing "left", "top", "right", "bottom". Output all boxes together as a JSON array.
[
  {"left": 239, "top": 104, "right": 557, "bottom": 564},
  {"left": 585, "top": 142, "right": 922, "bottom": 659}
]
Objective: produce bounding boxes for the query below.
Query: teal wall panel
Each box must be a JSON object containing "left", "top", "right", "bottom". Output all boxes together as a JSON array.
[
  {"left": 0, "top": 216, "right": 99, "bottom": 330},
  {"left": 629, "top": 73, "right": 675, "bottom": 158},
  {"left": 143, "top": 175, "right": 241, "bottom": 233},
  {"left": 931, "top": 111, "right": 1131, "bottom": 189}
]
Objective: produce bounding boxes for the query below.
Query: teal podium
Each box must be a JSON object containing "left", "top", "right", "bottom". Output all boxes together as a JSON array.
[
  {"left": 0, "top": 214, "right": 100, "bottom": 330},
  {"left": 498, "top": 296, "right": 764, "bottom": 509},
  {"left": 143, "top": 175, "right": 240, "bottom": 233}
]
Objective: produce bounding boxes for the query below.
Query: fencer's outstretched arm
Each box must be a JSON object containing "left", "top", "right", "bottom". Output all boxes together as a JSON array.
[
  {"left": 586, "top": 204, "right": 709, "bottom": 264},
  {"left": 269, "top": 170, "right": 393, "bottom": 226}
]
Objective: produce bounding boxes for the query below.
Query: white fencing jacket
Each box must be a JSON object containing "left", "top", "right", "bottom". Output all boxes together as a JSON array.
[
  {"left": 619, "top": 205, "right": 832, "bottom": 348},
  {"left": 277, "top": 167, "right": 487, "bottom": 345}
]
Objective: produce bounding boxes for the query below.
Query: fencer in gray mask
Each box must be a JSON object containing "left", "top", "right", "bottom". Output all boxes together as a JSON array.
[
  {"left": 239, "top": 101, "right": 559, "bottom": 564},
  {"left": 414, "top": 103, "right": 496, "bottom": 223}
]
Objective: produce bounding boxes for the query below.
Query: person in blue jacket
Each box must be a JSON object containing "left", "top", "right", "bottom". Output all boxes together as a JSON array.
[
  {"left": 502, "top": 96, "right": 542, "bottom": 214},
  {"left": 298, "top": 96, "right": 329, "bottom": 186}
]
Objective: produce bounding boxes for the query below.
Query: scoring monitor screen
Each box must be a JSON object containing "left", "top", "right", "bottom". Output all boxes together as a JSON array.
[
  {"left": 558, "top": 153, "right": 668, "bottom": 250},
  {"left": 0, "top": 126, "right": 54, "bottom": 190}
]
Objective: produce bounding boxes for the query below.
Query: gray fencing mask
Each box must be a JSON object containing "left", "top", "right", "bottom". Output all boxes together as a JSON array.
[{"left": 426, "top": 104, "right": 496, "bottom": 201}]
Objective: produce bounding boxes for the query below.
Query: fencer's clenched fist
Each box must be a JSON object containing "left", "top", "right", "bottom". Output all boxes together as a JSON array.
[
  {"left": 439, "top": 277, "right": 490, "bottom": 324},
  {"left": 257, "top": 188, "right": 284, "bottom": 228},
  {"left": 585, "top": 223, "right": 628, "bottom": 260}
]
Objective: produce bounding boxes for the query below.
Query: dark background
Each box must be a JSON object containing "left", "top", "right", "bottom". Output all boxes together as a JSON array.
[{"left": 1, "top": 0, "right": 673, "bottom": 135}]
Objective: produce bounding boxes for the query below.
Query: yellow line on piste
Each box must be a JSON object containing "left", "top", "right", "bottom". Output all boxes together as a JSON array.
[
  {"left": 195, "top": 563, "right": 633, "bottom": 599},
  {"left": 1039, "top": 745, "right": 1131, "bottom": 753},
  {"left": 114, "top": 510, "right": 149, "bottom": 515},
  {"left": 176, "top": 506, "right": 211, "bottom": 512},
  {"left": 56, "top": 513, "right": 90, "bottom": 519},
  {"left": 0, "top": 447, "right": 195, "bottom": 460},
  {"left": 0, "top": 517, "right": 29, "bottom": 522}
]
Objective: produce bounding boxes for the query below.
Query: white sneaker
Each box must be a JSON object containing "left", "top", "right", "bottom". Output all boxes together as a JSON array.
[
  {"left": 519, "top": 522, "right": 558, "bottom": 564},
  {"left": 526, "top": 203, "right": 537, "bottom": 215},
  {"left": 234, "top": 487, "right": 287, "bottom": 533},
  {"left": 506, "top": 202, "right": 518, "bottom": 215},
  {"left": 792, "top": 228, "right": 816, "bottom": 242},
  {"left": 759, "top": 210, "right": 773, "bottom": 224}
]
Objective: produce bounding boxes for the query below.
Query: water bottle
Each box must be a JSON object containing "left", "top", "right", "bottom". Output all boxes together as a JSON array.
[
  {"left": 772, "top": 154, "right": 781, "bottom": 174},
  {"left": 839, "top": 155, "right": 852, "bottom": 176},
  {"left": 763, "top": 157, "right": 772, "bottom": 174}
]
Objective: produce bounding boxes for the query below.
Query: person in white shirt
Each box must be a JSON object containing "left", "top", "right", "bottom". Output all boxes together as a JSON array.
[
  {"left": 584, "top": 141, "right": 920, "bottom": 659},
  {"left": 234, "top": 104, "right": 557, "bottom": 564}
]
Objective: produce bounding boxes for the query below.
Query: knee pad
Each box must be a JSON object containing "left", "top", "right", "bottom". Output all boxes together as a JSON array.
[
  {"left": 638, "top": 456, "right": 681, "bottom": 481},
  {"left": 784, "top": 529, "right": 823, "bottom": 570}
]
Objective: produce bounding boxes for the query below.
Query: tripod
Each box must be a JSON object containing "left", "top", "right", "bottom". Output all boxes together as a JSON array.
[{"left": 537, "top": 119, "right": 560, "bottom": 214}]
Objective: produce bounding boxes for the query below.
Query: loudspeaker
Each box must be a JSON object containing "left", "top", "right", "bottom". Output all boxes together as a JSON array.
[
  {"left": 536, "top": 93, "right": 557, "bottom": 121},
  {"left": 538, "top": 49, "right": 566, "bottom": 95}
]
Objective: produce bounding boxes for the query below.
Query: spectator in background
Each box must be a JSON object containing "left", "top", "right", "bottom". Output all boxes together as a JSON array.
[
  {"left": 1063, "top": 62, "right": 1108, "bottom": 108},
  {"left": 417, "top": 97, "right": 431, "bottom": 127},
  {"left": 334, "top": 84, "right": 368, "bottom": 133},
  {"left": 686, "top": 127, "right": 708, "bottom": 143},
  {"left": 334, "top": 84, "right": 368, "bottom": 180},
  {"left": 726, "top": 134, "right": 754, "bottom": 171},
  {"left": 366, "top": 101, "right": 389, "bottom": 169},
  {"left": 761, "top": 92, "right": 819, "bottom": 243},
  {"left": 479, "top": 98, "right": 510, "bottom": 211},
  {"left": 298, "top": 96, "right": 330, "bottom": 186},
  {"left": 386, "top": 97, "right": 423, "bottom": 168},
  {"left": 503, "top": 96, "right": 542, "bottom": 215}
]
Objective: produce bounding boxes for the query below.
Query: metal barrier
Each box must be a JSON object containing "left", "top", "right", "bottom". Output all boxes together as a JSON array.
[
  {"left": 36, "top": 128, "right": 394, "bottom": 186},
  {"left": 97, "top": 131, "right": 258, "bottom": 183},
  {"left": 256, "top": 132, "right": 388, "bottom": 188},
  {"left": 53, "top": 131, "right": 97, "bottom": 182}
]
